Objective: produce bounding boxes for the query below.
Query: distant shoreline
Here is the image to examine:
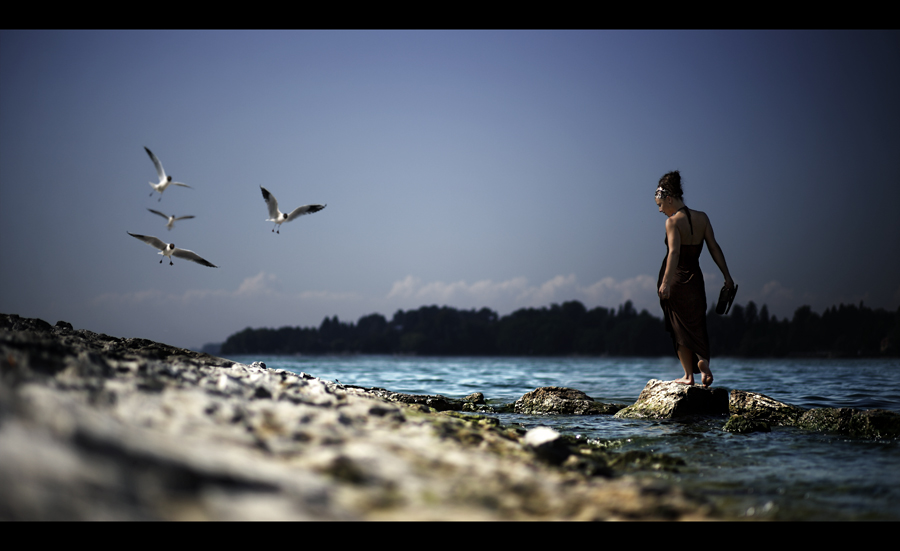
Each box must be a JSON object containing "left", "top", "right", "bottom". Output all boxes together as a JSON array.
[{"left": 218, "top": 300, "right": 900, "bottom": 358}]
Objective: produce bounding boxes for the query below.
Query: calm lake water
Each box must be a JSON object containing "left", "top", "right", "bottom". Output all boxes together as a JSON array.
[{"left": 231, "top": 354, "right": 900, "bottom": 520}]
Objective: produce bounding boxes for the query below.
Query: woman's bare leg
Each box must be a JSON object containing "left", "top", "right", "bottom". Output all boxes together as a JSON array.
[
  {"left": 698, "top": 356, "right": 713, "bottom": 388},
  {"left": 674, "top": 345, "right": 695, "bottom": 385}
]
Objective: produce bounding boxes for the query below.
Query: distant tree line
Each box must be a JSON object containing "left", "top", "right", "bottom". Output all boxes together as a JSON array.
[{"left": 220, "top": 300, "right": 900, "bottom": 358}]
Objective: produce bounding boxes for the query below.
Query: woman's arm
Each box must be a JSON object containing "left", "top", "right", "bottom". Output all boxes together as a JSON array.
[
  {"left": 704, "top": 219, "right": 734, "bottom": 289},
  {"left": 659, "top": 217, "right": 680, "bottom": 299}
]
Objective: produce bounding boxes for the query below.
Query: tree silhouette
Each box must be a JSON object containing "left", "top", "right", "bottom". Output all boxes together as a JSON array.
[{"left": 220, "top": 301, "right": 900, "bottom": 358}]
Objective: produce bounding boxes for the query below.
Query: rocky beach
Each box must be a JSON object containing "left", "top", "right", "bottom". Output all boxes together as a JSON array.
[{"left": 2, "top": 313, "right": 897, "bottom": 521}]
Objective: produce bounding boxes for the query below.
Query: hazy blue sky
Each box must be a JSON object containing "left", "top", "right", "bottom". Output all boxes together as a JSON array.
[{"left": 2, "top": 30, "right": 898, "bottom": 349}]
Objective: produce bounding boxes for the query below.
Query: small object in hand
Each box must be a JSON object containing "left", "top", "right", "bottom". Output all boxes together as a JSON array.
[{"left": 716, "top": 283, "right": 738, "bottom": 315}]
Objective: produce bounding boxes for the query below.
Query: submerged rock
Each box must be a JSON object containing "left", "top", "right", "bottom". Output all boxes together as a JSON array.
[
  {"left": 723, "top": 414, "right": 771, "bottom": 434},
  {"left": 796, "top": 408, "right": 900, "bottom": 439},
  {"left": 514, "top": 387, "right": 625, "bottom": 415},
  {"left": 614, "top": 379, "right": 729, "bottom": 419}
]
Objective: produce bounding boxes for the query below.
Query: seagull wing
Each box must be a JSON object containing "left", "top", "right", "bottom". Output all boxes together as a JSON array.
[
  {"left": 174, "top": 215, "right": 195, "bottom": 221},
  {"left": 286, "top": 204, "right": 326, "bottom": 222},
  {"left": 128, "top": 232, "right": 167, "bottom": 251},
  {"left": 260, "top": 186, "right": 281, "bottom": 219},
  {"left": 172, "top": 248, "right": 218, "bottom": 268},
  {"left": 144, "top": 147, "right": 165, "bottom": 182},
  {"left": 147, "top": 209, "right": 170, "bottom": 220},
  {"left": 172, "top": 182, "right": 192, "bottom": 188}
]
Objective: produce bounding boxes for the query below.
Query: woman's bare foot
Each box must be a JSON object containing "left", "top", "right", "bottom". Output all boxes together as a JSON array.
[
  {"left": 698, "top": 359, "right": 713, "bottom": 388},
  {"left": 675, "top": 346, "right": 696, "bottom": 385}
]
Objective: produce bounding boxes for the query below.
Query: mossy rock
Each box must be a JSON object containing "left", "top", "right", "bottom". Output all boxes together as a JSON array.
[
  {"left": 796, "top": 408, "right": 900, "bottom": 439},
  {"left": 723, "top": 414, "right": 771, "bottom": 434},
  {"left": 729, "top": 390, "right": 804, "bottom": 426},
  {"left": 514, "top": 386, "right": 626, "bottom": 415}
]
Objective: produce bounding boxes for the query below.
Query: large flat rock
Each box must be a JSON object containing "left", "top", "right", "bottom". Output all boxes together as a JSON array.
[{"left": 614, "top": 379, "right": 729, "bottom": 419}]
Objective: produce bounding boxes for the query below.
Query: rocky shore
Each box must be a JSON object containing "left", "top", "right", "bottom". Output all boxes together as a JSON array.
[
  {"left": 3, "top": 313, "right": 897, "bottom": 520},
  {"left": 0, "top": 314, "right": 716, "bottom": 520}
]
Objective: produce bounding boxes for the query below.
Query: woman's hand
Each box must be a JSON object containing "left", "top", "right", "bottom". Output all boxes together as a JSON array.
[{"left": 658, "top": 281, "right": 671, "bottom": 300}]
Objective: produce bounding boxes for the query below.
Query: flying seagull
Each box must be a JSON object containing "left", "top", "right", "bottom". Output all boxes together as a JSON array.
[
  {"left": 260, "top": 186, "right": 326, "bottom": 234},
  {"left": 145, "top": 147, "right": 192, "bottom": 201},
  {"left": 127, "top": 232, "right": 217, "bottom": 267},
  {"left": 147, "top": 209, "right": 195, "bottom": 231}
]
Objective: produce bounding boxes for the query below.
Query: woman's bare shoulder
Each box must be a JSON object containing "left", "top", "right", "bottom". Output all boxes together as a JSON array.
[{"left": 689, "top": 208, "right": 710, "bottom": 222}]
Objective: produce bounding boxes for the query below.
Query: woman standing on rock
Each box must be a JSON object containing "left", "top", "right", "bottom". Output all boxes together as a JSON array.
[{"left": 655, "top": 170, "right": 735, "bottom": 387}]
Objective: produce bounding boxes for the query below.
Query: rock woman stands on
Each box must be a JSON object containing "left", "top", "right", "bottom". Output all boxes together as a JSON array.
[{"left": 655, "top": 171, "right": 735, "bottom": 387}]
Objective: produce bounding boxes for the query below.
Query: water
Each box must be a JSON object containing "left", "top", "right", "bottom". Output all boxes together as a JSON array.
[{"left": 231, "top": 354, "right": 900, "bottom": 520}]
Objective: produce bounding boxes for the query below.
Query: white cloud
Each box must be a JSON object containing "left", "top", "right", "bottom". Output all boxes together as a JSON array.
[
  {"left": 386, "top": 275, "right": 422, "bottom": 299},
  {"left": 235, "top": 271, "right": 281, "bottom": 296},
  {"left": 517, "top": 274, "right": 577, "bottom": 305},
  {"left": 298, "top": 290, "right": 360, "bottom": 300},
  {"left": 94, "top": 271, "right": 350, "bottom": 305},
  {"left": 386, "top": 273, "right": 661, "bottom": 314},
  {"left": 760, "top": 280, "right": 795, "bottom": 303},
  {"left": 88, "top": 272, "right": 370, "bottom": 348},
  {"left": 387, "top": 274, "right": 563, "bottom": 309},
  {"left": 578, "top": 275, "right": 657, "bottom": 311}
]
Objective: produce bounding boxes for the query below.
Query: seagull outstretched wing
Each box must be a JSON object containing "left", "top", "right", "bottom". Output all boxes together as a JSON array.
[
  {"left": 286, "top": 204, "right": 327, "bottom": 222},
  {"left": 128, "top": 232, "right": 167, "bottom": 251},
  {"left": 172, "top": 248, "right": 218, "bottom": 268}
]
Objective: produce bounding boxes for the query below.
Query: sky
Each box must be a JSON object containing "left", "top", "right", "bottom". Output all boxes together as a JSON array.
[{"left": 1, "top": 30, "right": 898, "bottom": 350}]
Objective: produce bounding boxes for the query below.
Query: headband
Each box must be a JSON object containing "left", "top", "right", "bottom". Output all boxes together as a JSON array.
[{"left": 655, "top": 186, "right": 668, "bottom": 199}]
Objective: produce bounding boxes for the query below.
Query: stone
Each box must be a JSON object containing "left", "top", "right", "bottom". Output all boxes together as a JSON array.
[
  {"left": 729, "top": 389, "right": 805, "bottom": 426},
  {"left": 723, "top": 414, "right": 771, "bottom": 434},
  {"left": 514, "top": 387, "right": 625, "bottom": 415},
  {"left": 523, "top": 427, "right": 571, "bottom": 466},
  {"left": 796, "top": 408, "right": 900, "bottom": 439},
  {"left": 464, "top": 392, "right": 485, "bottom": 404},
  {"left": 614, "top": 379, "right": 729, "bottom": 419},
  {"left": 359, "top": 388, "right": 464, "bottom": 411}
]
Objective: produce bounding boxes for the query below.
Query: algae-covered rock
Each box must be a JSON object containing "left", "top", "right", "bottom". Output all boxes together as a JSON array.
[
  {"left": 723, "top": 414, "right": 771, "bottom": 434},
  {"left": 464, "top": 392, "right": 485, "bottom": 404},
  {"left": 729, "top": 389, "right": 804, "bottom": 426},
  {"left": 514, "top": 387, "right": 625, "bottom": 415},
  {"left": 358, "top": 388, "right": 464, "bottom": 411},
  {"left": 614, "top": 379, "right": 729, "bottom": 419},
  {"left": 796, "top": 408, "right": 900, "bottom": 439}
]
